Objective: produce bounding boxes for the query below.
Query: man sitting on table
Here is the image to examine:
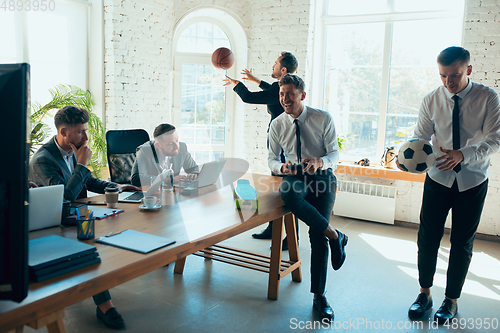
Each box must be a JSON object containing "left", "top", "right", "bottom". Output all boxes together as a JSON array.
[
  {"left": 131, "top": 123, "right": 199, "bottom": 187},
  {"left": 29, "top": 105, "right": 139, "bottom": 330},
  {"left": 268, "top": 74, "right": 347, "bottom": 320}
]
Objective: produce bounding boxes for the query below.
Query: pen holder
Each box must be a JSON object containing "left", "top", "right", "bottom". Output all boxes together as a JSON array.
[{"left": 77, "top": 218, "right": 95, "bottom": 240}]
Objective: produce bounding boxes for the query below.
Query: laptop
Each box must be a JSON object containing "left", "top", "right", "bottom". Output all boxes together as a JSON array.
[
  {"left": 175, "top": 159, "right": 226, "bottom": 188},
  {"left": 118, "top": 173, "right": 164, "bottom": 203},
  {"left": 29, "top": 184, "right": 65, "bottom": 231}
]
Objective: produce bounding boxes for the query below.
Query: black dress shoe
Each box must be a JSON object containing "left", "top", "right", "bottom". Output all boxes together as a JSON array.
[
  {"left": 252, "top": 224, "right": 273, "bottom": 239},
  {"left": 313, "top": 295, "right": 334, "bottom": 320},
  {"left": 97, "top": 307, "right": 126, "bottom": 330},
  {"left": 329, "top": 229, "right": 348, "bottom": 270},
  {"left": 434, "top": 298, "right": 458, "bottom": 324},
  {"left": 408, "top": 293, "right": 433, "bottom": 320}
]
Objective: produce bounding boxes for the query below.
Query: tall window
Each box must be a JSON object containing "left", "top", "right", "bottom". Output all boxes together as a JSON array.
[
  {"left": 174, "top": 22, "right": 233, "bottom": 165},
  {"left": 0, "top": 0, "right": 89, "bottom": 109},
  {"left": 318, "top": 0, "right": 465, "bottom": 162}
]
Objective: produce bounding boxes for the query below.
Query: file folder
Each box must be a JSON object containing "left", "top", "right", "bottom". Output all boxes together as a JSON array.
[{"left": 95, "top": 229, "right": 175, "bottom": 254}]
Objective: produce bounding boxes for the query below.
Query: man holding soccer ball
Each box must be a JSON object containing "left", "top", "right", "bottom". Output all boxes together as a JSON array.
[{"left": 398, "top": 46, "right": 500, "bottom": 324}]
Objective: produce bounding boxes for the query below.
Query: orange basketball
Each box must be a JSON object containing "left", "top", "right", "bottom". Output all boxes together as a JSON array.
[{"left": 211, "top": 47, "right": 234, "bottom": 70}]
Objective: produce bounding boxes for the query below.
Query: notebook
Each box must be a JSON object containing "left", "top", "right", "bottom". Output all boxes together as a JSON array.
[
  {"left": 174, "top": 159, "right": 227, "bottom": 188},
  {"left": 29, "top": 252, "right": 101, "bottom": 282},
  {"left": 95, "top": 229, "right": 175, "bottom": 254},
  {"left": 28, "top": 235, "right": 97, "bottom": 270},
  {"left": 29, "top": 184, "right": 65, "bottom": 231},
  {"left": 118, "top": 173, "right": 163, "bottom": 203}
]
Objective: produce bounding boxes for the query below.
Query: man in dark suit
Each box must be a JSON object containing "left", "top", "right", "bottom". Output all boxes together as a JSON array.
[
  {"left": 131, "top": 123, "right": 199, "bottom": 187},
  {"left": 29, "top": 106, "right": 139, "bottom": 330},
  {"left": 224, "top": 52, "right": 299, "bottom": 246}
]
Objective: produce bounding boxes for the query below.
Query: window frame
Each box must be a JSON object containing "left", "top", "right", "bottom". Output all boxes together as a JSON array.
[
  {"left": 172, "top": 19, "right": 237, "bottom": 161},
  {"left": 310, "top": 0, "right": 466, "bottom": 160}
]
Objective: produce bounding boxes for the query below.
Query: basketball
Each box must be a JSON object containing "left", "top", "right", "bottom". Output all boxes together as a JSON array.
[
  {"left": 212, "top": 47, "right": 234, "bottom": 70},
  {"left": 397, "top": 138, "right": 436, "bottom": 174}
]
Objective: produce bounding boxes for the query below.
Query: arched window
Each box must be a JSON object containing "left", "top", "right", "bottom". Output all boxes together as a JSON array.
[{"left": 173, "top": 21, "right": 235, "bottom": 164}]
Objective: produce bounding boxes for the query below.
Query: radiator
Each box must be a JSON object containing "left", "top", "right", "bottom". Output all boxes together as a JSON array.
[{"left": 334, "top": 180, "right": 396, "bottom": 224}]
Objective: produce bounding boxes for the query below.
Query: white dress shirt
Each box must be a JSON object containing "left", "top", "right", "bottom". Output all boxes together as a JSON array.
[
  {"left": 414, "top": 79, "right": 500, "bottom": 191},
  {"left": 54, "top": 137, "right": 75, "bottom": 173},
  {"left": 268, "top": 105, "right": 340, "bottom": 175}
]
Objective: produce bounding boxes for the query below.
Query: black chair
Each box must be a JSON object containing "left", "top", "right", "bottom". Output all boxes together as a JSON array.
[{"left": 105, "top": 129, "right": 150, "bottom": 184}]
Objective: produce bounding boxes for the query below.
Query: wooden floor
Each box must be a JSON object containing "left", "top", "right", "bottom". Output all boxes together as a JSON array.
[{"left": 23, "top": 215, "right": 500, "bottom": 333}]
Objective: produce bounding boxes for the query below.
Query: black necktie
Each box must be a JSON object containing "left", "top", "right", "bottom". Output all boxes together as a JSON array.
[
  {"left": 452, "top": 95, "right": 461, "bottom": 173},
  {"left": 294, "top": 119, "right": 302, "bottom": 163}
]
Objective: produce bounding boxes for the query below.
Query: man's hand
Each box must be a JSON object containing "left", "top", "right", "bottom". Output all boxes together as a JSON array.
[
  {"left": 281, "top": 160, "right": 297, "bottom": 176},
  {"left": 436, "top": 147, "right": 464, "bottom": 171},
  {"left": 69, "top": 141, "right": 92, "bottom": 166},
  {"left": 117, "top": 184, "right": 141, "bottom": 192},
  {"left": 223, "top": 75, "right": 240, "bottom": 87},
  {"left": 173, "top": 173, "right": 198, "bottom": 183},
  {"left": 302, "top": 157, "right": 323, "bottom": 173},
  {"left": 395, "top": 158, "right": 406, "bottom": 172},
  {"left": 241, "top": 68, "right": 260, "bottom": 85},
  {"left": 28, "top": 182, "right": 38, "bottom": 188}
]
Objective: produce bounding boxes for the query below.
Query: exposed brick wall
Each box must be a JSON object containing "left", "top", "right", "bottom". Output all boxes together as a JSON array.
[
  {"left": 463, "top": 0, "right": 500, "bottom": 236},
  {"left": 104, "top": 0, "right": 174, "bottom": 134}
]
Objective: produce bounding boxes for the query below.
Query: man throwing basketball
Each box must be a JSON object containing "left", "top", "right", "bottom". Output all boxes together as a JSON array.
[{"left": 223, "top": 52, "right": 299, "bottom": 248}]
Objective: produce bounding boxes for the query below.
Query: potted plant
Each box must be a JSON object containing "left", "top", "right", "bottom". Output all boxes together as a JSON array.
[{"left": 30, "top": 84, "right": 107, "bottom": 178}]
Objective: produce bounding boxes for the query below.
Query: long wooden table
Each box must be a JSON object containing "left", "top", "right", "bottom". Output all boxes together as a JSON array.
[{"left": 0, "top": 173, "right": 300, "bottom": 333}]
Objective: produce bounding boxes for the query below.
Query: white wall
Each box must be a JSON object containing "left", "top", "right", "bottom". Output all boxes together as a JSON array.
[{"left": 102, "top": 0, "right": 500, "bottom": 236}]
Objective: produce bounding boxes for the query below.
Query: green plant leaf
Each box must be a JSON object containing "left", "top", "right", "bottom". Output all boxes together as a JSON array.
[{"left": 30, "top": 84, "right": 106, "bottom": 178}]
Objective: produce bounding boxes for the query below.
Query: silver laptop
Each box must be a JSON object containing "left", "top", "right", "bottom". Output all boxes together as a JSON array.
[
  {"left": 175, "top": 159, "right": 227, "bottom": 188},
  {"left": 118, "top": 173, "right": 164, "bottom": 203},
  {"left": 29, "top": 184, "right": 64, "bottom": 231}
]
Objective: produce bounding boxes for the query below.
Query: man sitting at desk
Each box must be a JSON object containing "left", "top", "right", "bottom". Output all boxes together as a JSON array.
[
  {"left": 29, "top": 105, "right": 138, "bottom": 330},
  {"left": 131, "top": 123, "right": 199, "bottom": 187}
]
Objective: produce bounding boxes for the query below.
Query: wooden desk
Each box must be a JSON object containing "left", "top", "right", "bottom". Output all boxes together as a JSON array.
[{"left": 0, "top": 173, "right": 300, "bottom": 333}]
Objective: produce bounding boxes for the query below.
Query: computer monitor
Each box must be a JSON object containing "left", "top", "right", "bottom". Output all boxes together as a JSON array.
[{"left": 0, "top": 63, "right": 30, "bottom": 302}]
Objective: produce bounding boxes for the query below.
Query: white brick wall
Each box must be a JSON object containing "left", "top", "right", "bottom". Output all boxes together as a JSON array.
[
  {"left": 103, "top": 0, "right": 500, "bottom": 235},
  {"left": 463, "top": 0, "right": 500, "bottom": 236}
]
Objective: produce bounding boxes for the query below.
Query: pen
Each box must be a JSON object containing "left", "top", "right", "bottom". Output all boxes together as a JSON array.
[{"left": 106, "top": 230, "right": 126, "bottom": 237}]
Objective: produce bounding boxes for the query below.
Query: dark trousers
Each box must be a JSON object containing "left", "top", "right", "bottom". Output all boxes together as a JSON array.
[
  {"left": 93, "top": 290, "right": 112, "bottom": 306},
  {"left": 279, "top": 171, "right": 336, "bottom": 295},
  {"left": 418, "top": 175, "right": 488, "bottom": 299}
]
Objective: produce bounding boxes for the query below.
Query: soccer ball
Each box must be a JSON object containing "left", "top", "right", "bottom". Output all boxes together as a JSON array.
[{"left": 397, "top": 139, "right": 435, "bottom": 174}]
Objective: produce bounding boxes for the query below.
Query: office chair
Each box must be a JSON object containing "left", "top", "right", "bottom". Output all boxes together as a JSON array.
[{"left": 106, "top": 129, "right": 150, "bottom": 184}]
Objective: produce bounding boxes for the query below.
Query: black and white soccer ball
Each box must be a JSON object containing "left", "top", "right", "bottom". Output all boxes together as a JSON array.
[{"left": 397, "top": 139, "right": 435, "bottom": 174}]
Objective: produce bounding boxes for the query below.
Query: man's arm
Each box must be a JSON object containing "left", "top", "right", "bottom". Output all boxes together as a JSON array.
[
  {"left": 29, "top": 152, "right": 90, "bottom": 201},
  {"left": 233, "top": 81, "right": 281, "bottom": 105},
  {"left": 413, "top": 98, "right": 435, "bottom": 142},
  {"left": 320, "top": 115, "right": 340, "bottom": 170},
  {"left": 182, "top": 151, "right": 200, "bottom": 175},
  {"left": 461, "top": 92, "right": 500, "bottom": 164},
  {"left": 268, "top": 120, "right": 285, "bottom": 174},
  {"left": 131, "top": 146, "right": 160, "bottom": 187},
  {"left": 259, "top": 80, "right": 271, "bottom": 90}
]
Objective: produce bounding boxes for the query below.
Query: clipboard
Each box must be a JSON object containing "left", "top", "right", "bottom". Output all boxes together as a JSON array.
[
  {"left": 94, "top": 229, "right": 176, "bottom": 254},
  {"left": 88, "top": 206, "right": 124, "bottom": 220}
]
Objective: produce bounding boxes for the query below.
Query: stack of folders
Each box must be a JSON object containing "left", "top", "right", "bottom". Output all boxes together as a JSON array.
[{"left": 28, "top": 235, "right": 101, "bottom": 282}]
